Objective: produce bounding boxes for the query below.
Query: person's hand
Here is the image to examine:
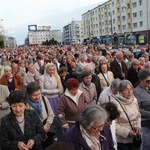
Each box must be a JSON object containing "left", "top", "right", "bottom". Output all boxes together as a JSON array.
[
  {"left": 18, "top": 141, "right": 29, "bottom": 150},
  {"left": 121, "top": 73, "right": 125, "bottom": 78},
  {"left": 134, "top": 127, "right": 141, "bottom": 134},
  {"left": 26, "top": 139, "right": 34, "bottom": 149},
  {"left": 128, "top": 130, "right": 136, "bottom": 137},
  {"left": 44, "top": 122, "right": 50, "bottom": 133},
  {"left": 62, "top": 125, "right": 69, "bottom": 133}
]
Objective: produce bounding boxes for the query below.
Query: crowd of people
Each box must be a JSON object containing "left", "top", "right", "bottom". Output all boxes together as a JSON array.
[{"left": 0, "top": 43, "right": 150, "bottom": 150}]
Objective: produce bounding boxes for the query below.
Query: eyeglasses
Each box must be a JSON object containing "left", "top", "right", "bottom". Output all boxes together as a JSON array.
[{"left": 92, "top": 124, "right": 105, "bottom": 130}]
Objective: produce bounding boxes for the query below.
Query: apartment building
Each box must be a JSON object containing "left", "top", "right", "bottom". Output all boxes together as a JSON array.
[
  {"left": 28, "top": 26, "right": 62, "bottom": 45},
  {"left": 63, "top": 20, "right": 83, "bottom": 45},
  {"left": 82, "top": 0, "right": 150, "bottom": 45}
]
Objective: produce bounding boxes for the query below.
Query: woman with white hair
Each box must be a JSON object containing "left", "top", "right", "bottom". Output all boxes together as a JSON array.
[
  {"left": 62, "top": 104, "right": 115, "bottom": 150},
  {"left": 40, "top": 63, "right": 63, "bottom": 118},
  {"left": 0, "top": 65, "right": 23, "bottom": 92}
]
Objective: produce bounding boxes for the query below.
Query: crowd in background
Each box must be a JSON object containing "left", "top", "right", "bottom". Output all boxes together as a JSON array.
[{"left": 0, "top": 43, "right": 150, "bottom": 150}]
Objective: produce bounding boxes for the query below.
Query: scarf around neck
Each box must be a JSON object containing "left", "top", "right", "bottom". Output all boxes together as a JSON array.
[{"left": 28, "top": 98, "right": 43, "bottom": 118}]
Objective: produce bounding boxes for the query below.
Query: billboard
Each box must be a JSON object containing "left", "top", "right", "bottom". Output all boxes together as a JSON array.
[
  {"left": 28, "top": 25, "right": 37, "bottom": 31},
  {"left": 38, "top": 26, "right": 51, "bottom": 30}
]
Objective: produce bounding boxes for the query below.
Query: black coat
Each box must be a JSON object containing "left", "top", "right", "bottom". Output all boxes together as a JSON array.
[{"left": 0, "top": 109, "right": 46, "bottom": 150}]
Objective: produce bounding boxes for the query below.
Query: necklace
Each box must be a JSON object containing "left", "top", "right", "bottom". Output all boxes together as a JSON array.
[{"left": 16, "top": 116, "right": 25, "bottom": 124}]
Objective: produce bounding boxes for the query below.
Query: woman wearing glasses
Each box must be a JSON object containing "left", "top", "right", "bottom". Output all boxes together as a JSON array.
[
  {"left": 114, "top": 80, "right": 141, "bottom": 150},
  {"left": 62, "top": 104, "right": 115, "bottom": 150},
  {"left": 134, "top": 68, "right": 150, "bottom": 150}
]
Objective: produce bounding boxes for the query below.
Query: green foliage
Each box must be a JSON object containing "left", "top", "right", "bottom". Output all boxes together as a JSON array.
[
  {"left": 42, "top": 38, "right": 58, "bottom": 45},
  {"left": 0, "top": 35, "right": 4, "bottom": 48}
]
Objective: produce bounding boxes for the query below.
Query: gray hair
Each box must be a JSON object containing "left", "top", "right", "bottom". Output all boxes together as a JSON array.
[
  {"left": 111, "top": 78, "right": 121, "bottom": 89},
  {"left": 119, "top": 80, "right": 133, "bottom": 92},
  {"left": 26, "top": 82, "right": 40, "bottom": 95},
  {"left": 79, "top": 104, "right": 107, "bottom": 129},
  {"left": 116, "top": 51, "right": 123, "bottom": 57},
  {"left": 79, "top": 54, "right": 87, "bottom": 60},
  {"left": 131, "top": 59, "right": 140, "bottom": 67},
  {"left": 83, "top": 64, "right": 94, "bottom": 74},
  {"left": 4, "top": 65, "right": 12, "bottom": 71},
  {"left": 138, "top": 68, "right": 150, "bottom": 80},
  {"left": 81, "top": 70, "right": 92, "bottom": 79}
]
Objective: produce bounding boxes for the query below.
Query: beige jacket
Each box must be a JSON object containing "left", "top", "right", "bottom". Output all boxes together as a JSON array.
[
  {"left": 26, "top": 96, "right": 54, "bottom": 125},
  {"left": 114, "top": 93, "right": 141, "bottom": 144},
  {"left": 0, "top": 85, "right": 10, "bottom": 119},
  {"left": 98, "top": 71, "right": 114, "bottom": 91}
]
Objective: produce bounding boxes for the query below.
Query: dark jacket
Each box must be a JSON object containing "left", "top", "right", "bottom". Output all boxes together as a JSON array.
[
  {"left": 0, "top": 109, "right": 46, "bottom": 150},
  {"left": 110, "top": 59, "right": 127, "bottom": 80},
  {"left": 127, "top": 67, "right": 139, "bottom": 87},
  {"left": 62, "top": 122, "right": 115, "bottom": 150}
]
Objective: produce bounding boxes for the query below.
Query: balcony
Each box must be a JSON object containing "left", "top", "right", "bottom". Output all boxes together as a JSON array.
[
  {"left": 117, "top": 12, "right": 121, "bottom": 16},
  {"left": 116, "top": 3, "right": 120, "bottom": 8},
  {"left": 117, "top": 30, "right": 122, "bottom": 34},
  {"left": 117, "top": 21, "right": 121, "bottom": 25},
  {"left": 126, "top": 8, "right": 131, "bottom": 13},
  {"left": 104, "top": 8, "right": 108, "bottom": 13},
  {"left": 127, "top": 18, "right": 132, "bottom": 23},
  {"left": 126, "top": 0, "right": 131, "bottom": 4},
  {"left": 105, "top": 16, "right": 108, "bottom": 20},
  {"left": 127, "top": 28, "right": 132, "bottom": 32}
]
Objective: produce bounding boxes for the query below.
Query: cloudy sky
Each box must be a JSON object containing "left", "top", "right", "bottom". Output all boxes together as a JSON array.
[{"left": 0, "top": 0, "right": 107, "bottom": 45}]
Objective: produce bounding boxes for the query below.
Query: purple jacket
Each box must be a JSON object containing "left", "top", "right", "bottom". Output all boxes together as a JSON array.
[{"left": 62, "top": 122, "right": 115, "bottom": 150}]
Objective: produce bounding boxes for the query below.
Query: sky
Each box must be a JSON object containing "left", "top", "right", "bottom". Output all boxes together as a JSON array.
[{"left": 0, "top": 0, "right": 108, "bottom": 45}]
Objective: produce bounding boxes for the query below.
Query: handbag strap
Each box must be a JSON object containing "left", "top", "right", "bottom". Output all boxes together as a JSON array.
[
  {"left": 42, "top": 96, "right": 48, "bottom": 115},
  {"left": 115, "top": 98, "right": 134, "bottom": 131},
  {"left": 101, "top": 72, "right": 110, "bottom": 86}
]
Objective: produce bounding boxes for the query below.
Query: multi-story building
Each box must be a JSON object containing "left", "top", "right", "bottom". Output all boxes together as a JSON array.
[
  {"left": 5, "top": 36, "right": 17, "bottom": 48},
  {"left": 28, "top": 25, "right": 62, "bottom": 45},
  {"left": 82, "top": 0, "right": 150, "bottom": 45},
  {"left": 63, "top": 20, "right": 83, "bottom": 45}
]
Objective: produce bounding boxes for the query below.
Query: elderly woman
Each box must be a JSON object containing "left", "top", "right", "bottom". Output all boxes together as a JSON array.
[
  {"left": 0, "top": 90, "right": 46, "bottom": 150},
  {"left": 26, "top": 82, "right": 54, "bottom": 149},
  {"left": 138, "top": 57, "right": 145, "bottom": 69},
  {"left": 75, "top": 54, "right": 87, "bottom": 74},
  {"left": 23, "top": 64, "right": 40, "bottom": 87},
  {"left": 58, "top": 78, "right": 87, "bottom": 131},
  {"left": 134, "top": 69, "right": 150, "bottom": 150},
  {"left": 40, "top": 63, "right": 63, "bottom": 118},
  {"left": 0, "top": 85, "right": 10, "bottom": 120},
  {"left": 79, "top": 70, "right": 97, "bottom": 104},
  {"left": 62, "top": 104, "right": 115, "bottom": 150},
  {"left": 98, "top": 63, "right": 114, "bottom": 91},
  {"left": 114, "top": 80, "right": 141, "bottom": 150},
  {"left": 0, "top": 65, "right": 23, "bottom": 92}
]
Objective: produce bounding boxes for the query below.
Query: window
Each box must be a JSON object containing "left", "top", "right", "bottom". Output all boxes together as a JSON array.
[
  {"left": 128, "top": 23, "right": 131, "bottom": 28},
  {"left": 133, "top": 12, "right": 137, "bottom": 18},
  {"left": 127, "top": 4, "right": 130, "bottom": 8},
  {"left": 127, "top": 13, "right": 131, "bottom": 18},
  {"left": 139, "top": 0, "right": 142, "bottom": 5},
  {"left": 139, "top": 21, "right": 143, "bottom": 27},
  {"left": 112, "top": 2, "right": 114, "bottom": 6},
  {"left": 113, "top": 19, "right": 115, "bottom": 23},
  {"left": 113, "top": 27, "right": 115, "bottom": 31},
  {"left": 133, "top": 23, "right": 137, "bottom": 28},
  {"left": 112, "top": 11, "right": 115, "bottom": 15},
  {"left": 122, "top": 7, "right": 126, "bottom": 12},
  {"left": 118, "top": 25, "right": 121, "bottom": 30},
  {"left": 122, "top": 16, "right": 126, "bottom": 21},
  {"left": 139, "top": 11, "right": 143, "bottom": 16},
  {"left": 122, "top": 25, "right": 126, "bottom": 30},
  {"left": 132, "top": 2, "right": 137, "bottom": 8}
]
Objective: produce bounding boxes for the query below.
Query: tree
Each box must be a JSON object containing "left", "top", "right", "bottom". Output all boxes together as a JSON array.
[{"left": 42, "top": 38, "right": 58, "bottom": 45}]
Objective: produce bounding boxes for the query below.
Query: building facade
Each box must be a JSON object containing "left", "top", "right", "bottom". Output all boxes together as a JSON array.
[
  {"left": 82, "top": 0, "right": 150, "bottom": 45},
  {"left": 28, "top": 26, "right": 62, "bottom": 45},
  {"left": 63, "top": 20, "right": 83, "bottom": 45}
]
